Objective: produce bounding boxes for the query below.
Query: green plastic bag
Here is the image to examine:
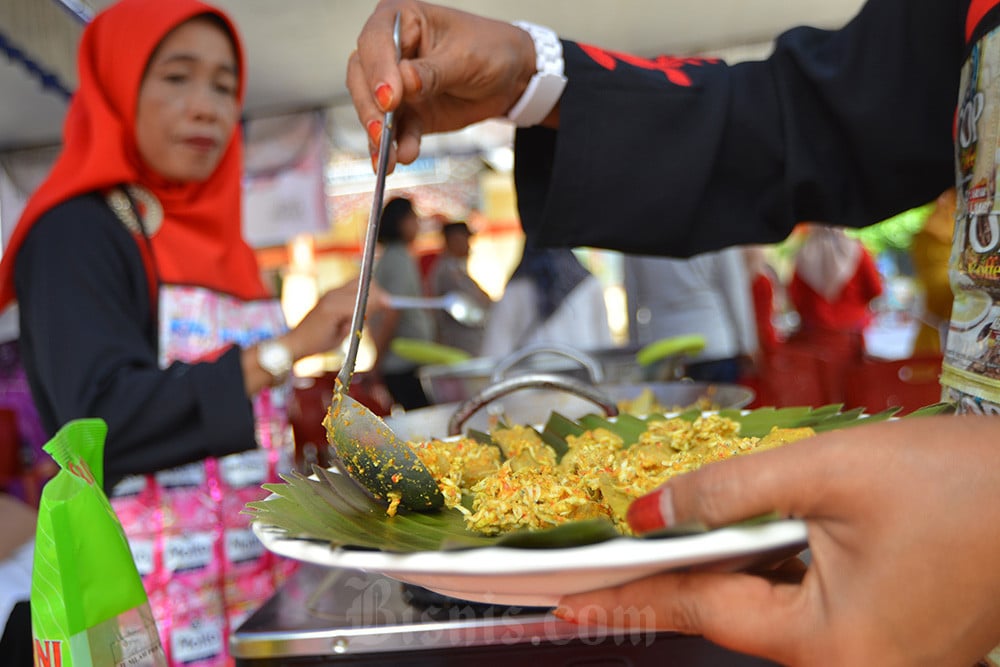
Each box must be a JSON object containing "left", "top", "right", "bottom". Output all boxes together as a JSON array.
[{"left": 31, "top": 419, "right": 166, "bottom": 667}]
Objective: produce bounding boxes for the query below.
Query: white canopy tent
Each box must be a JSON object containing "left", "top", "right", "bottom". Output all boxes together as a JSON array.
[
  {"left": 0, "top": 0, "right": 868, "bottom": 152},
  {"left": 0, "top": 0, "right": 870, "bottom": 264}
]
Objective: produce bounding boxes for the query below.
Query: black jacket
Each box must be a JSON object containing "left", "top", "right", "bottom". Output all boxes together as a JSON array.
[
  {"left": 515, "top": 0, "right": 973, "bottom": 256},
  {"left": 14, "top": 193, "right": 256, "bottom": 490}
]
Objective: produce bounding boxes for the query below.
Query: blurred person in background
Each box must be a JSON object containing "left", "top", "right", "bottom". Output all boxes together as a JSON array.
[
  {"left": 624, "top": 248, "right": 758, "bottom": 383},
  {"left": 370, "top": 196, "right": 434, "bottom": 408},
  {"left": 785, "top": 224, "right": 883, "bottom": 403},
  {"left": 480, "top": 244, "right": 611, "bottom": 359},
  {"left": 743, "top": 245, "right": 788, "bottom": 356},
  {"left": 427, "top": 218, "right": 492, "bottom": 354},
  {"left": 0, "top": 1, "right": 367, "bottom": 662},
  {"left": 740, "top": 244, "right": 797, "bottom": 406},
  {"left": 788, "top": 223, "right": 883, "bottom": 358}
]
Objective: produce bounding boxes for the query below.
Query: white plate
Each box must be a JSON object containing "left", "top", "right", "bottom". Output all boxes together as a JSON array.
[{"left": 253, "top": 517, "right": 808, "bottom": 607}]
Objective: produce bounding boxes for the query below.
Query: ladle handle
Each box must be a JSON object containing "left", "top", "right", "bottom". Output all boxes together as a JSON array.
[
  {"left": 336, "top": 13, "right": 401, "bottom": 392},
  {"left": 386, "top": 295, "right": 447, "bottom": 310},
  {"left": 446, "top": 373, "right": 619, "bottom": 436}
]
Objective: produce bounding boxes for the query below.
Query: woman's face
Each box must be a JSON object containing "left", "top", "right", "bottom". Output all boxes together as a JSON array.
[{"left": 135, "top": 17, "right": 240, "bottom": 183}]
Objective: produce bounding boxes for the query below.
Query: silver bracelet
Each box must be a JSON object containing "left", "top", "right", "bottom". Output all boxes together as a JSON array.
[{"left": 505, "top": 21, "right": 567, "bottom": 127}]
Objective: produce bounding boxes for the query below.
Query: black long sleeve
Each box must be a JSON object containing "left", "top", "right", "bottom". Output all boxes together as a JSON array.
[
  {"left": 14, "top": 193, "right": 256, "bottom": 490},
  {"left": 515, "top": 0, "right": 966, "bottom": 257}
]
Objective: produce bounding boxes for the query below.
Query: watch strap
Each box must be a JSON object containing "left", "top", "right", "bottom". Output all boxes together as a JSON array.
[{"left": 506, "top": 21, "right": 567, "bottom": 127}]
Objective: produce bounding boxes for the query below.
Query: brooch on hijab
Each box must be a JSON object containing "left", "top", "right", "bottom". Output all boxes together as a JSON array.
[{"left": 106, "top": 185, "right": 164, "bottom": 236}]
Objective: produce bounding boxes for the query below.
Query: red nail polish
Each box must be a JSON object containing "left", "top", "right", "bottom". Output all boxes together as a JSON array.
[
  {"left": 627, "top": 490, "right": 669, "bottom": 534},
  {"left": 370, "top": 150, "right": 378, "bottom": 172},
  {"left": 366, "top": 119, "right": 383, "bottom": 144},
  {"left": 375, "top": 83, "right": 393, "bottom": 110},
  {"left": 553, "top": 606, "right": 576, "bottom": 623}
]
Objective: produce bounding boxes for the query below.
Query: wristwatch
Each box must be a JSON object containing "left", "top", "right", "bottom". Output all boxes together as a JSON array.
[
  {"left": 257, "top": 339, "right": 293, "bottom": 385},
  {"left": 506, "top": 21, "right": 567, "bottom": 127}
]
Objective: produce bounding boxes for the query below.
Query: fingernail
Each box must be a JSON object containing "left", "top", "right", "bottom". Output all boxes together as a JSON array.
[
  {"left": 553, "top": 606, "right": 576, "bottom": 623},
  {"left": 375, "top": 83, "right": 393, "bottom": 110},
  {"left": 627, "top": 486, "right": 675, "bottom": 534},
  {"left": 366, "top": 119, "right": 383, "bottom": 145},
  {"left": 370, "top": 147, "right": 379, "bottom": 172}
]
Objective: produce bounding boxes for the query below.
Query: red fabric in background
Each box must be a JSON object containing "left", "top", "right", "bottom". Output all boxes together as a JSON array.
[
  {"left": 747, "top": 249, "right": 884, "bottom": 408},
  {"left": 788, "top": 249, "right": 883, "bottom": 334},
  {"left": 751, "top": 272, "right": 780, "bottom": 353},
  {"left": 968, "top": 0, "right": 1000, "bottom": 42}
]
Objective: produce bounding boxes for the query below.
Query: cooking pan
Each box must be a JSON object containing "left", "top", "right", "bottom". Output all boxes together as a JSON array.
[
  {"left": 416, "top": 338, "right": 706, "bottom": 405},
  {"left": 385, "top": 372, "right": 754, "bottom": 442}
]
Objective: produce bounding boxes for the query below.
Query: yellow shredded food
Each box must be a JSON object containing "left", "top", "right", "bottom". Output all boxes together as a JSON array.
[
  {"left": 408, "top": 415, "right": 814, "bottom": 536},
  {"left": 616, "top": 386, "right": 724, "bottom": 415},
  {"left": 385, "top": 491, "right": 402, "bottom": 518},
  {"left": 407, "top": 436, "right": 501, "bottom": 510}
]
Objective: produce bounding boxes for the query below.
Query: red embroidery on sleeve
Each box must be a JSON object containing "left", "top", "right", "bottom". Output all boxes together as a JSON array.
[
  {"left": 968, "top": 0, "right": 1000, "bottom": 43},
  {"left": 579, "top": 43, "right": 718, "bottom": 87}
]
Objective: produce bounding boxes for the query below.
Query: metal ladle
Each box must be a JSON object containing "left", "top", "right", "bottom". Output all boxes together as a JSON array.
[
  {"left": 386, "top": 291, "right": 488, "bottom": 327},
  {"left": 323, "top": 13, "right": 444, "bottom": 512}
]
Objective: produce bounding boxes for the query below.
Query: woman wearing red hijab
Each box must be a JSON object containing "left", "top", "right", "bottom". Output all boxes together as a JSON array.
[
  {"left": 783, "top": 224, "right": 883, "bottom": 403},
  {"left": 0, "top": 1, "right": 362, "bottom": 663},
  {"left": 788, "top": 224, "right": 884, "bottom": 341}
]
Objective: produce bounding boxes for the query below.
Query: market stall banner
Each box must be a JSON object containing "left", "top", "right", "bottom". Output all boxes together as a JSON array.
[{"left": 242, "top": 110, "right": 329, "bottom": 248}]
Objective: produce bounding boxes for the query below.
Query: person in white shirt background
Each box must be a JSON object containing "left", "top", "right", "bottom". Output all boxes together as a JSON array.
[
  {"left": 426, "top": 219, "right": 493, "bottom": 355},
  {"left": 480, "top": 244, "right": 612, "bottom": 359},
  {"left": 624, "top": 247, "right": 758, "bottom": 382}
]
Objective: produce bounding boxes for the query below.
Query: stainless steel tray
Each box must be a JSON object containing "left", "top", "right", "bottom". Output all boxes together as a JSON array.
[{"left": 231, "top": 563, "right": 778, "bottom": 665}]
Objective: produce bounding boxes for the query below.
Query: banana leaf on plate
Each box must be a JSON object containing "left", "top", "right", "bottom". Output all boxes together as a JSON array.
[{"left": 245, "top": 403, "right": 952, "bottom": 553}]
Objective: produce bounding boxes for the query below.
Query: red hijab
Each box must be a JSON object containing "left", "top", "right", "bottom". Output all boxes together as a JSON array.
[{"left": 0, "top": 0, "right": 268, "bottom": 309}]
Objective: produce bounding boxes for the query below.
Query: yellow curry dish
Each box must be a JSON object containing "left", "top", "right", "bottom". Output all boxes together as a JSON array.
[{"left": 407, "top": 414, "right": 815, "bottom": 536}]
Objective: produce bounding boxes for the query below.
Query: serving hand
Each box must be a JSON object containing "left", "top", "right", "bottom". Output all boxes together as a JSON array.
[
  {"left": 557, "top": 415, "right": 1000, "bottom": 667},
  {"left": 347, "top": 0, "right": 539, "bottom": 170}
]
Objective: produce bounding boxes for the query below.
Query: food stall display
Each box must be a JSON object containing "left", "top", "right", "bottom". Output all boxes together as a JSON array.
[{"left": 237, "top": 404, "right": 949, "bottom": 665}]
